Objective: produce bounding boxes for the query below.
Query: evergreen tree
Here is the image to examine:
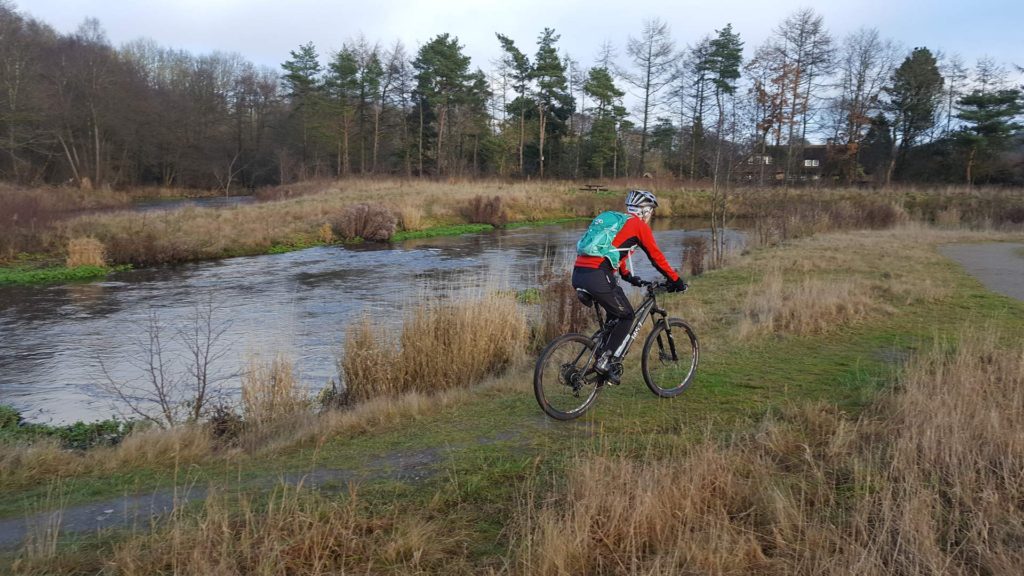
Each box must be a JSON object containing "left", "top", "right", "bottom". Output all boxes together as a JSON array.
[
  {"left": 281, "top": 42, "right": 325, "bottom": 178},
  {"left": 707, "top": 23, "right": 743, "bottom": 187},
  {"left": 883, "top": 47, "right": 944, "bottom": 182},
  {"left": 956, "top": 87, "right": 1023, "bottom": 183},
  {"left": 324, "top": 46, "right": 359, "bottom": 175},
  {"left": 531, "top": 28, "right": 573, "bottom": 178},
  {"left": 412, "top": 34, "right": 472, "bottom": 176},
  {"left": 496, "top": 33, "right": 531, "bottom": 176},
  {"left": 583, "top": 67, "right": 626, "bottom": 178}
]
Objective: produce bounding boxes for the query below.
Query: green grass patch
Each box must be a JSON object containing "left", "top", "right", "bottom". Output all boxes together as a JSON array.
[
  {"left": 0, "top": 264, "right": 130, "bottom": 285},
  {"left": 0, "top": 405, "right": 135, "bottom": 451},
  {"left": 392, "top": 223, "right": 494, "bottom": 242}
]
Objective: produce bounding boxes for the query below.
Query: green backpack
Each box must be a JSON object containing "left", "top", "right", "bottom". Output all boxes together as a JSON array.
[{"left": 576, "top": 211, "right": 630, "bottom": 268}]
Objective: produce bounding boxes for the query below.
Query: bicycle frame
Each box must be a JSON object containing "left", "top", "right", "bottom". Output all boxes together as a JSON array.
[{"left": 588, "top": 284, "right": 671, "bottom": 362}]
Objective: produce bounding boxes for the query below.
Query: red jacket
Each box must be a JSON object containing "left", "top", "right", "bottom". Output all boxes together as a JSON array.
[{"left": 574, "top": 214, "right": 681, "bottom": 281}]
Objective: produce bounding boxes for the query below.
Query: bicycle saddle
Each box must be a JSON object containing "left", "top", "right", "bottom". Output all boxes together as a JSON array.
[{"left": 575, "top": 288, "right": 595, "bottom": 308}]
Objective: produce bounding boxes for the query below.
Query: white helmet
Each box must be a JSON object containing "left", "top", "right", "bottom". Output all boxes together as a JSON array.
[{"left": 625, "top": 189, "right": 658, "bottom": 218}]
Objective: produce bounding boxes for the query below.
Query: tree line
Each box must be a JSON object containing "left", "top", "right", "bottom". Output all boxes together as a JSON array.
[{"left": 0, "top": 2, "right": 1021, "bottom": 190}]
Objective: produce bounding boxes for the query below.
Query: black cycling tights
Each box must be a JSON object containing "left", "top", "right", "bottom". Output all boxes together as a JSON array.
[{"left": 571, "top": 266, "right": 635, "bottom": 358}]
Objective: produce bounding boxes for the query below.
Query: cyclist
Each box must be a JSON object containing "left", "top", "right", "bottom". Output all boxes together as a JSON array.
[{"left": 572, "top": 189, "right": 687, "bottom": 382}]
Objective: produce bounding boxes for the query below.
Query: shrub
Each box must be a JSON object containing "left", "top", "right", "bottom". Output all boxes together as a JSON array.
[
  {"left": 331, "top": 203, "right": 397, "bottom": 242},
  {"left": 66, "top": 236, "right": 106, "bottom": 267},
  {"left": 682, "top": 236, "right": 707, "bottom": 276},
  {"left": 208, "top": 403, "right": 244, "bottom": 443},
  {"left": 0, "top": 404, "right": 21, "bottom": 429},
  {"left": 463, "top": 195, "right": 508, "bottom": 226}
]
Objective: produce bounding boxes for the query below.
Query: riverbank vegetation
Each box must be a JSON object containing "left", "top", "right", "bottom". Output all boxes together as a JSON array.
[
  {"left": 4, "top": 178, "right": 1023, "bottom": 278},
  {"left": 3, "top": 218, "right": 1023, "bottom": 573}
]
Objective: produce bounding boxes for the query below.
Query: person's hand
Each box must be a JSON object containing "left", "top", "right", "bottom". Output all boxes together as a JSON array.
[
  {"left": 622, "top": 273, "right": 645, "bottom": 287},
  {"left": 667, "top": 277, "right": 688, "bottom": 293}
]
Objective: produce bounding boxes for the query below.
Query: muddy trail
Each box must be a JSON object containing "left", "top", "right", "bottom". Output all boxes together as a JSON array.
[{"left": 0, "top": 428, "right": 531, "bottom": 551}]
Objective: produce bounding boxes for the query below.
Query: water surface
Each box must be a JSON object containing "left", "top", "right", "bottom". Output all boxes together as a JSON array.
[{"left": 0, "top": 219, "right": 744, "bottom": 424}]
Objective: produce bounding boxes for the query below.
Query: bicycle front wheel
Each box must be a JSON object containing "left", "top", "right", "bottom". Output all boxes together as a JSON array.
[
  {"left": 641, "top": 318, "right": 699, "bottom": 398},
  {"left": 534, "top": 333, "right": 601, "bottom": 420}
]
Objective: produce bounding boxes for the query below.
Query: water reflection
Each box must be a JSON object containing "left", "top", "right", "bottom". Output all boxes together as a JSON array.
[{"left": 0, "top": 218, "right": 746, "bottom": 424}]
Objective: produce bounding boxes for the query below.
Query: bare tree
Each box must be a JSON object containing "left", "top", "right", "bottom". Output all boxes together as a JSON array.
[
  {"left": 99, "top": 298, "right": 233, "bottom": 428},
  {"left": 831, "top": 28, "right": 899, "bottom": 183},
  {"left": 623, "top": 18, "right": 677, "bottom": 176},
  {"left": 771, "top": 8, "right": 834, "bottom": 180}
]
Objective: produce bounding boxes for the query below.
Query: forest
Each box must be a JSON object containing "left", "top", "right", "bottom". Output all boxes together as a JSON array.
[{"left": 0, "top": 3, "right": 1021, "bottom": 190}]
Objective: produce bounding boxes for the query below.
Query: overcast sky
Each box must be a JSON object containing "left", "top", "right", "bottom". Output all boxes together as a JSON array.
[{"left": 17, "top": 0, "right": 1024, "bottom": 82}]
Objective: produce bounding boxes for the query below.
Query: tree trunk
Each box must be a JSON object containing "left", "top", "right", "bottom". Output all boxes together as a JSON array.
[
  {"left": 965, "top": 144, "right": 976, "bottom": 185},
  {"left": 538, "top": 103, "right": 547, "bottom": 178}
]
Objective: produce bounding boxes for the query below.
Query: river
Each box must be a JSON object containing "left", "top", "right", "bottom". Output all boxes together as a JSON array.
[{"left": 0, "top": 219, "right": 745, "bottom": 424}]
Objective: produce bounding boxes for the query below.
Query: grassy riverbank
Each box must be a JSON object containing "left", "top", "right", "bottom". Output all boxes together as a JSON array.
[
  {"left": 3, "top": 222, "right": 1024, "bottom": 573},
  {"left": 3, "top": 179, "right": 1023, "bottom": 280}
]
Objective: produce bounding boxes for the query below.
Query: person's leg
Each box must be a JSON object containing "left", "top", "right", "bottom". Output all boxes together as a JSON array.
[{"left": 571, "top": 267, "right": 635, "bottom": 357}]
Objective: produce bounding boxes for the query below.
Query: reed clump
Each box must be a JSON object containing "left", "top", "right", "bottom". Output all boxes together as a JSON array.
[
  {"left": 331, "top": 203, "right": 397, "bottom": 242},
  {"left": 463, "top": 194, "right": 508, "bottom": 226},
  {"left": 341, "top": 293, "right": 528, "bottom": 403},
  {"left": 681, "top": 235, "right": 707, "bottom": 276},
  {"left": 241, "top": 355, "right": 309, "bottom": 429},
  {"left": 65, "top": 237, "right": 106, "bottom": 268},
  {"left": 534, "top": 272, "right": 593, "bottom": 348}
]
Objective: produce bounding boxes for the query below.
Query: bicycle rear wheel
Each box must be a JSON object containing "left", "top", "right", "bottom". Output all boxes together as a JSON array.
[
  {"left": 641, "top": 318, "right": 699, "bottom": 398},
  {"left": 534, "top": 333, "right": 602, "bottom": 420}
]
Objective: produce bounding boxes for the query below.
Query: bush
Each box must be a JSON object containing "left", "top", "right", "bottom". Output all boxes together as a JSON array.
[
  {"left": 463, "top": 195, "right": 508, "bottom": 226},
  {"left": 682, "top": 236, "right": 707, "bottom": 277},
  {"left": 66, "top": 236, "right": 107, "bottom": 267},
  {"left": 0, "top": 404, "right": 20, "bottom": 429},
  {"left": 331, "top": 204, "right": 397, "bottom": 242}
]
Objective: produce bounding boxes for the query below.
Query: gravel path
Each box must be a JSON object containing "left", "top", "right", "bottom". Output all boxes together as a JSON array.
[{"left": 939, "top": 243, "right": 1024, "bottom": 302}]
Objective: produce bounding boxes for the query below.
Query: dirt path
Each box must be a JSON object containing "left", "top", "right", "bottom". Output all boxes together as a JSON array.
[
  {"left": 0, "top": 431, "right": 519, "bottom": 551},
  {"left": 940, "top": 243, "right": 1024, "bottom": 302}
]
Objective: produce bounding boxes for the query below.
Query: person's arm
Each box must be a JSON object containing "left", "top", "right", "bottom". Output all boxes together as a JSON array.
[{"left": 636, "top": 220, "right": 681, "bottom": 282}]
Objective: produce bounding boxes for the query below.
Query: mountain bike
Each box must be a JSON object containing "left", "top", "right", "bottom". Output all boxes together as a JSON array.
[{"left": 533, "top": 281, "right": 699, "bottom": 420}]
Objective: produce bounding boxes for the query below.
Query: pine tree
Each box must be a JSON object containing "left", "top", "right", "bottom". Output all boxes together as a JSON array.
[
  {"left": 281, "top": 42, "right": 324, "bottom": 178},
  {"left": 956, "top": 87, "right": 1022, "bottom": 184},
  {"left": 412, "top": 34, "right": 472, "bottom": 176},
  {"left": 883, "top": 47, "right": 944, "bottom": 183},
  {"left": 583, "top": 67, "right": 626, "bottom": 178},
  {"left": 496, "top": 34, "right": 531, "bottom": 176},
  {"left": 532, "top": 28, "right": 573, "bottom": 178}
]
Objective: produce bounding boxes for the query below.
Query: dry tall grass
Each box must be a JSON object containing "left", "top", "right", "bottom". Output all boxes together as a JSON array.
[
  {"left": 0, "top": 425, "right": 213, "bottom": 488},
  {"left": 11, "top": 483, "right": 469, "bottom": 575},
  {"left": 64, "top": 236, "right": 106, "bottom": 267},
  {"left": 514, "top": 331, "right": 1024, "bottom": 575},
  {"left": 738, "top": 268, "right": 891, "bottom": 338},
  {"left": 341, "top": 293, "right": 529, "bottom": 403},
  {"left": 241, "top": 355, "right": 309, "bottom": 428},
  {"left": 535, "top": 272, "right": 593, "bottom": 348}
]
